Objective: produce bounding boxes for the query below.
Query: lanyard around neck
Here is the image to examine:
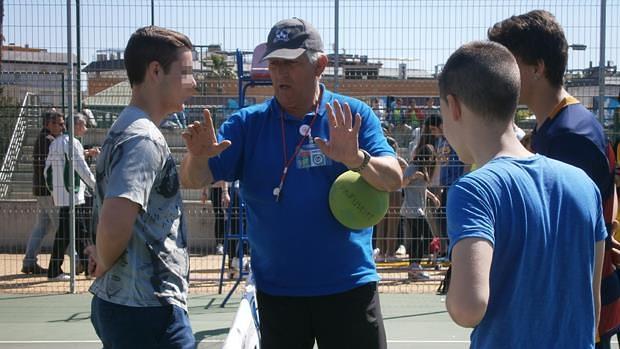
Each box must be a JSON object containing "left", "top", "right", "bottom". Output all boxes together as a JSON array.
[{"left": 273, "top": 91, "right": 323, "bottom": 202}]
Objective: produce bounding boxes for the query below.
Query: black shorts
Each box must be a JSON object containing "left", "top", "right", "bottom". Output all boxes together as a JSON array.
[{"left": 257, "top": 282, "right": 387, "bottom": 349}]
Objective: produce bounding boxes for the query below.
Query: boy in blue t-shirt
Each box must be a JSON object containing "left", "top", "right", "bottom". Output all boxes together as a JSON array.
[
  {"left": 439, "top": 41, "right": 606, "bottom": 348},
  {"left": 489, "top": 11, "right": 620, "bottom": 345}
]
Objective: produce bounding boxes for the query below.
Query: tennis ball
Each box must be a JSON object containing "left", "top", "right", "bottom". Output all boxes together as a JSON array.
[{"left": 329, "top": 170, "right": 389, "bottom": 230}]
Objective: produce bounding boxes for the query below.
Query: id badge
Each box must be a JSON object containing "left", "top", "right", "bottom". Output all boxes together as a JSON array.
[{"left": 296, "top": 143, "right": 331, "bottom": 169}]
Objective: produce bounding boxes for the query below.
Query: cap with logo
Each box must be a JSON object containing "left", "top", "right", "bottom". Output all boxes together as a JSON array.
[{"left": 261, "top": 17, "right": 324, "bottom": 61}]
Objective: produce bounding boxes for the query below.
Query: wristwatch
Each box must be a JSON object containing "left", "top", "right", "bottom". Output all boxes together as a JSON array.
[{"left": 350, "top": 149, "right": 371, "bottom": 172}]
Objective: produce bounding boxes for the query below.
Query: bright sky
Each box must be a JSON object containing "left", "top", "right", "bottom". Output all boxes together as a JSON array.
[{"left": 5, "top": 0, "right": 620, "bottom": 74}]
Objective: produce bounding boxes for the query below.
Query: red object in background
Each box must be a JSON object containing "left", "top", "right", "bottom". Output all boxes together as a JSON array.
[{"left": 430, "top": 237, "right": 441, "bottom": 255}]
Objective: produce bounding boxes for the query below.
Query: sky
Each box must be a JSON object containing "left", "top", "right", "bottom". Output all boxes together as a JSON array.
[{"left": 4, "top": 0, "right": 620, "bottom": 75}]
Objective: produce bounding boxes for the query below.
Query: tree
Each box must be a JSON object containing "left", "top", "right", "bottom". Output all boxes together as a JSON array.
[
  {"left": 200, "top": 53, "right": 235, "bottom": 95},
  {"left": 208, "top": 54, "right": 235, "bottom": 80}
]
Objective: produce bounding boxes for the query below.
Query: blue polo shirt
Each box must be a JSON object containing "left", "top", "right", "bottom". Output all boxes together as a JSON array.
[{"left": 209, "top": 86, "right": 396, "bottom": 296}]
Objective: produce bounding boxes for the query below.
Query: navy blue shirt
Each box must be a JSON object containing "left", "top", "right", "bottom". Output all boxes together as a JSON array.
[{"left": 532, "top": 101, "right": 612, "bottom": 200}]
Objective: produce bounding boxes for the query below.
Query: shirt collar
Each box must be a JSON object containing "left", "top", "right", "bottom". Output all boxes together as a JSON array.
[{"left": 548, "top": 95, "right": 580, "bottom": 120}]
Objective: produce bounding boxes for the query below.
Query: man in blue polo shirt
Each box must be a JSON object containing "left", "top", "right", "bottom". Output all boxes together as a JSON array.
[{"left": 180, "top": 18, "right": 402, "bottom": 348}]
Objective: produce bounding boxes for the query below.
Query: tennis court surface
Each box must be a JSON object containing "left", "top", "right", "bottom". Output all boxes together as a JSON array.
[{"left": 0, "top": 293, "right": 473, "bottom": 348}]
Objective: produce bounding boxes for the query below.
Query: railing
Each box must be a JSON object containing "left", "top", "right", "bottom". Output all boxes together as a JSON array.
[{"left": 0, "top": 93, "right": 35, "bottom": 198}]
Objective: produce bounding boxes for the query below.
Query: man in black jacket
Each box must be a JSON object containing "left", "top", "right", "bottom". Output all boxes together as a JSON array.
[{"left": 21, "top": 110, "right": 64, "bottom": 274}]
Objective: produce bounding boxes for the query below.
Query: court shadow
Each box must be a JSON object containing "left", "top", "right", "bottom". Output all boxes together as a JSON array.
[
  {"left": 0, "top": 273, "right": 52, "bottom": 289},
  {"left": 384, "top": 310, "right": 448, "bottom": 320},
  {"left": 48, "top": 311, "right": 91, "bottom": 323},
  {"left": 195, "top": 328, "right": 229, "bottom": 342}
]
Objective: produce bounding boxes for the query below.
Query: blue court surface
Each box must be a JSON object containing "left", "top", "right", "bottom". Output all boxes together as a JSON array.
[{"left": 0, "top": 293, "right": 474, "bottom": 348}]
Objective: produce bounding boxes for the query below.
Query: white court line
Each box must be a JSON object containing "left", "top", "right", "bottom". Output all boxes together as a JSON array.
[
  {"left": 0, "top": 340, "right": 222, "bottom": 344},
  {"left": 0, "top": 340, "right": 467, "bottom": 344},
  {"left": 388, "top": 340, "right": 470, "bottom": 343},
  {"left": 1, "top": 339, "right": 616, "bottom": 344}
]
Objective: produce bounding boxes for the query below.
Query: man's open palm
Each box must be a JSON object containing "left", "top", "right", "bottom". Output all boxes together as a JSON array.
[{"left": 181, "top": 109, "right": 231, "bottom": 158}]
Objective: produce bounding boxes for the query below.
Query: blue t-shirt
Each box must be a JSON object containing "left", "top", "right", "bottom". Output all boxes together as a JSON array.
[
  {"left": 209, "top": 86, "right": 395, "bottom": 296},
  {"left": 448, "top": 155, "right": 606, "bottom": 349}
]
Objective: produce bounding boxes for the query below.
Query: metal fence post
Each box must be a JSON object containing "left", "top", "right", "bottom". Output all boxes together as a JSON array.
[
  {"left": 334, "top": 0, "right": 339, "bottom": 93},
  {"left": 598, "top": 0, "right": 606, "bottom": 123},
  {"left": 66, "top": 0, "right": 76, "bottom": 293}
]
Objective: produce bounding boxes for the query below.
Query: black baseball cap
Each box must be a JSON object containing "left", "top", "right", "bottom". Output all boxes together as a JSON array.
[{"left": 261, "top": 18, "right": 324, "bottom": 61}]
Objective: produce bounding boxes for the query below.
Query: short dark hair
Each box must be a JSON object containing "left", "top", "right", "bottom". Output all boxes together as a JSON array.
[
  {"left": 42, "top": 110, "right": 64, "bottom": 127},
  {"left": 488, "top": 10, "right": 568, "bottom": 87},
  {"left": 438, "top": 41, "right": 520, "bottom": 122},
  {"left": 124, "top": 26, "right": 193, "bottom": 87},
  {"left": 423, "top": 115, "right": 442, "bottom": 128}
]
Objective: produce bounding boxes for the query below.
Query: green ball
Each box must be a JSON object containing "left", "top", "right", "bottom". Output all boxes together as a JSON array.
[{"left": 329, "top": 170, "right": 390, "bottom": 230}]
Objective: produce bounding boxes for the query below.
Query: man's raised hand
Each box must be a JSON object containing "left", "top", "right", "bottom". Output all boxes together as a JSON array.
[
  {"left": 314, "top": 100, "right": 362, "bottom": 168},
  {"left": 181, "top": 109, "right": 231, "bottom": 158}
]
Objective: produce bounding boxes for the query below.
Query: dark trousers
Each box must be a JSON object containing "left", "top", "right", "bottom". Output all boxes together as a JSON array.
[
  {"left": 91, "top": 296, "right": 195, "bottom": 349},
  {"left": 257, "top": 282, "right": 387, "bottom": 349},
  {"left": 210, "top": 187, "right": 226, "bottom": 243},
  {"left": 47, "top": 206, "right": 89, "bottom": 278},
  {"left": 404, "top": 217, "right": 433, "bottom": 261}
]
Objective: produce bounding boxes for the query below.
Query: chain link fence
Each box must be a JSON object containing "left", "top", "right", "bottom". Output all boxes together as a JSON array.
[{"left": 0, "top": 0, "right": 618, "bottom": 295}]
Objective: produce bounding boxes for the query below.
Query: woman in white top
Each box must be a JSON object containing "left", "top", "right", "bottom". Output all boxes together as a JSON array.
[{"left": 400, "top": 144, "right": 440, "bottom": 276}]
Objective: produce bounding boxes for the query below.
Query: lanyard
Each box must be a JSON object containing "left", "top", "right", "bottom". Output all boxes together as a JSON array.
[{"left": 273, "top": 91, "right": 323, "bottom": 202}]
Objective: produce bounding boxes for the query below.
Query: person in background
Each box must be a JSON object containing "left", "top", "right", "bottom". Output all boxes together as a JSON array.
[
  {"left": 375, "top": 136, "right": 405, "bottom": 261},
  {"left": 160, "top": 111, "right": 186, "bottom": 129},
  {"left": 400, "top": 143, "right": 440, "bottom": 280},
  {"left": 202, "top": 180, "right": 230, "bottom": 255},
  {"left": 44, "top": 112, "right": 96, "bottom": 280},
  {"left": 82, "top": 108, "right": 98, "bottom": 128},
  {"left": 21, "top": 111, "right": 65, "bottom": 275}
]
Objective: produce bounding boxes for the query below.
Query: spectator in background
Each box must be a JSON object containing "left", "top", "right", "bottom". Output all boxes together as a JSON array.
[
  {"left": 400, "top": 143, "right": 440, "bottom": 280},
  {"left": 44, "top": 112, "right": 96, "bottom": 280},
  {"left": 413, "top": 116, "right": 443, "bottom": 239},
  {"left": 202, "top": 180, "right": 230, "bottom": 255},
  {"left": 21, "top": 111, "right": 65, "bottom": 275},
  {"left": 374, "top": 136, "right": 405, "bottom": 261},
  {"left": 371, "top": 97, "right": 385, "bottom": 120},
  {"left": 82, "top": 108, "right": 98, "bottom": 128},
  {"left": 160, "top": 111, "right": 187, "bottom": 129},
  {"left": 201, "top": 180, "right": 248, "bottom": 276},
  {"left": 489, "top": 10, "right": 620, "bottom": 347},
  {"left": 423, "top": 97, "right": 439, "bottom": 119},
  {"left": 80, "top": 109, "right": 101, "bottom": 244},
  {"left": 436, "top": 118, "right": 467, "bottom": 241}
]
